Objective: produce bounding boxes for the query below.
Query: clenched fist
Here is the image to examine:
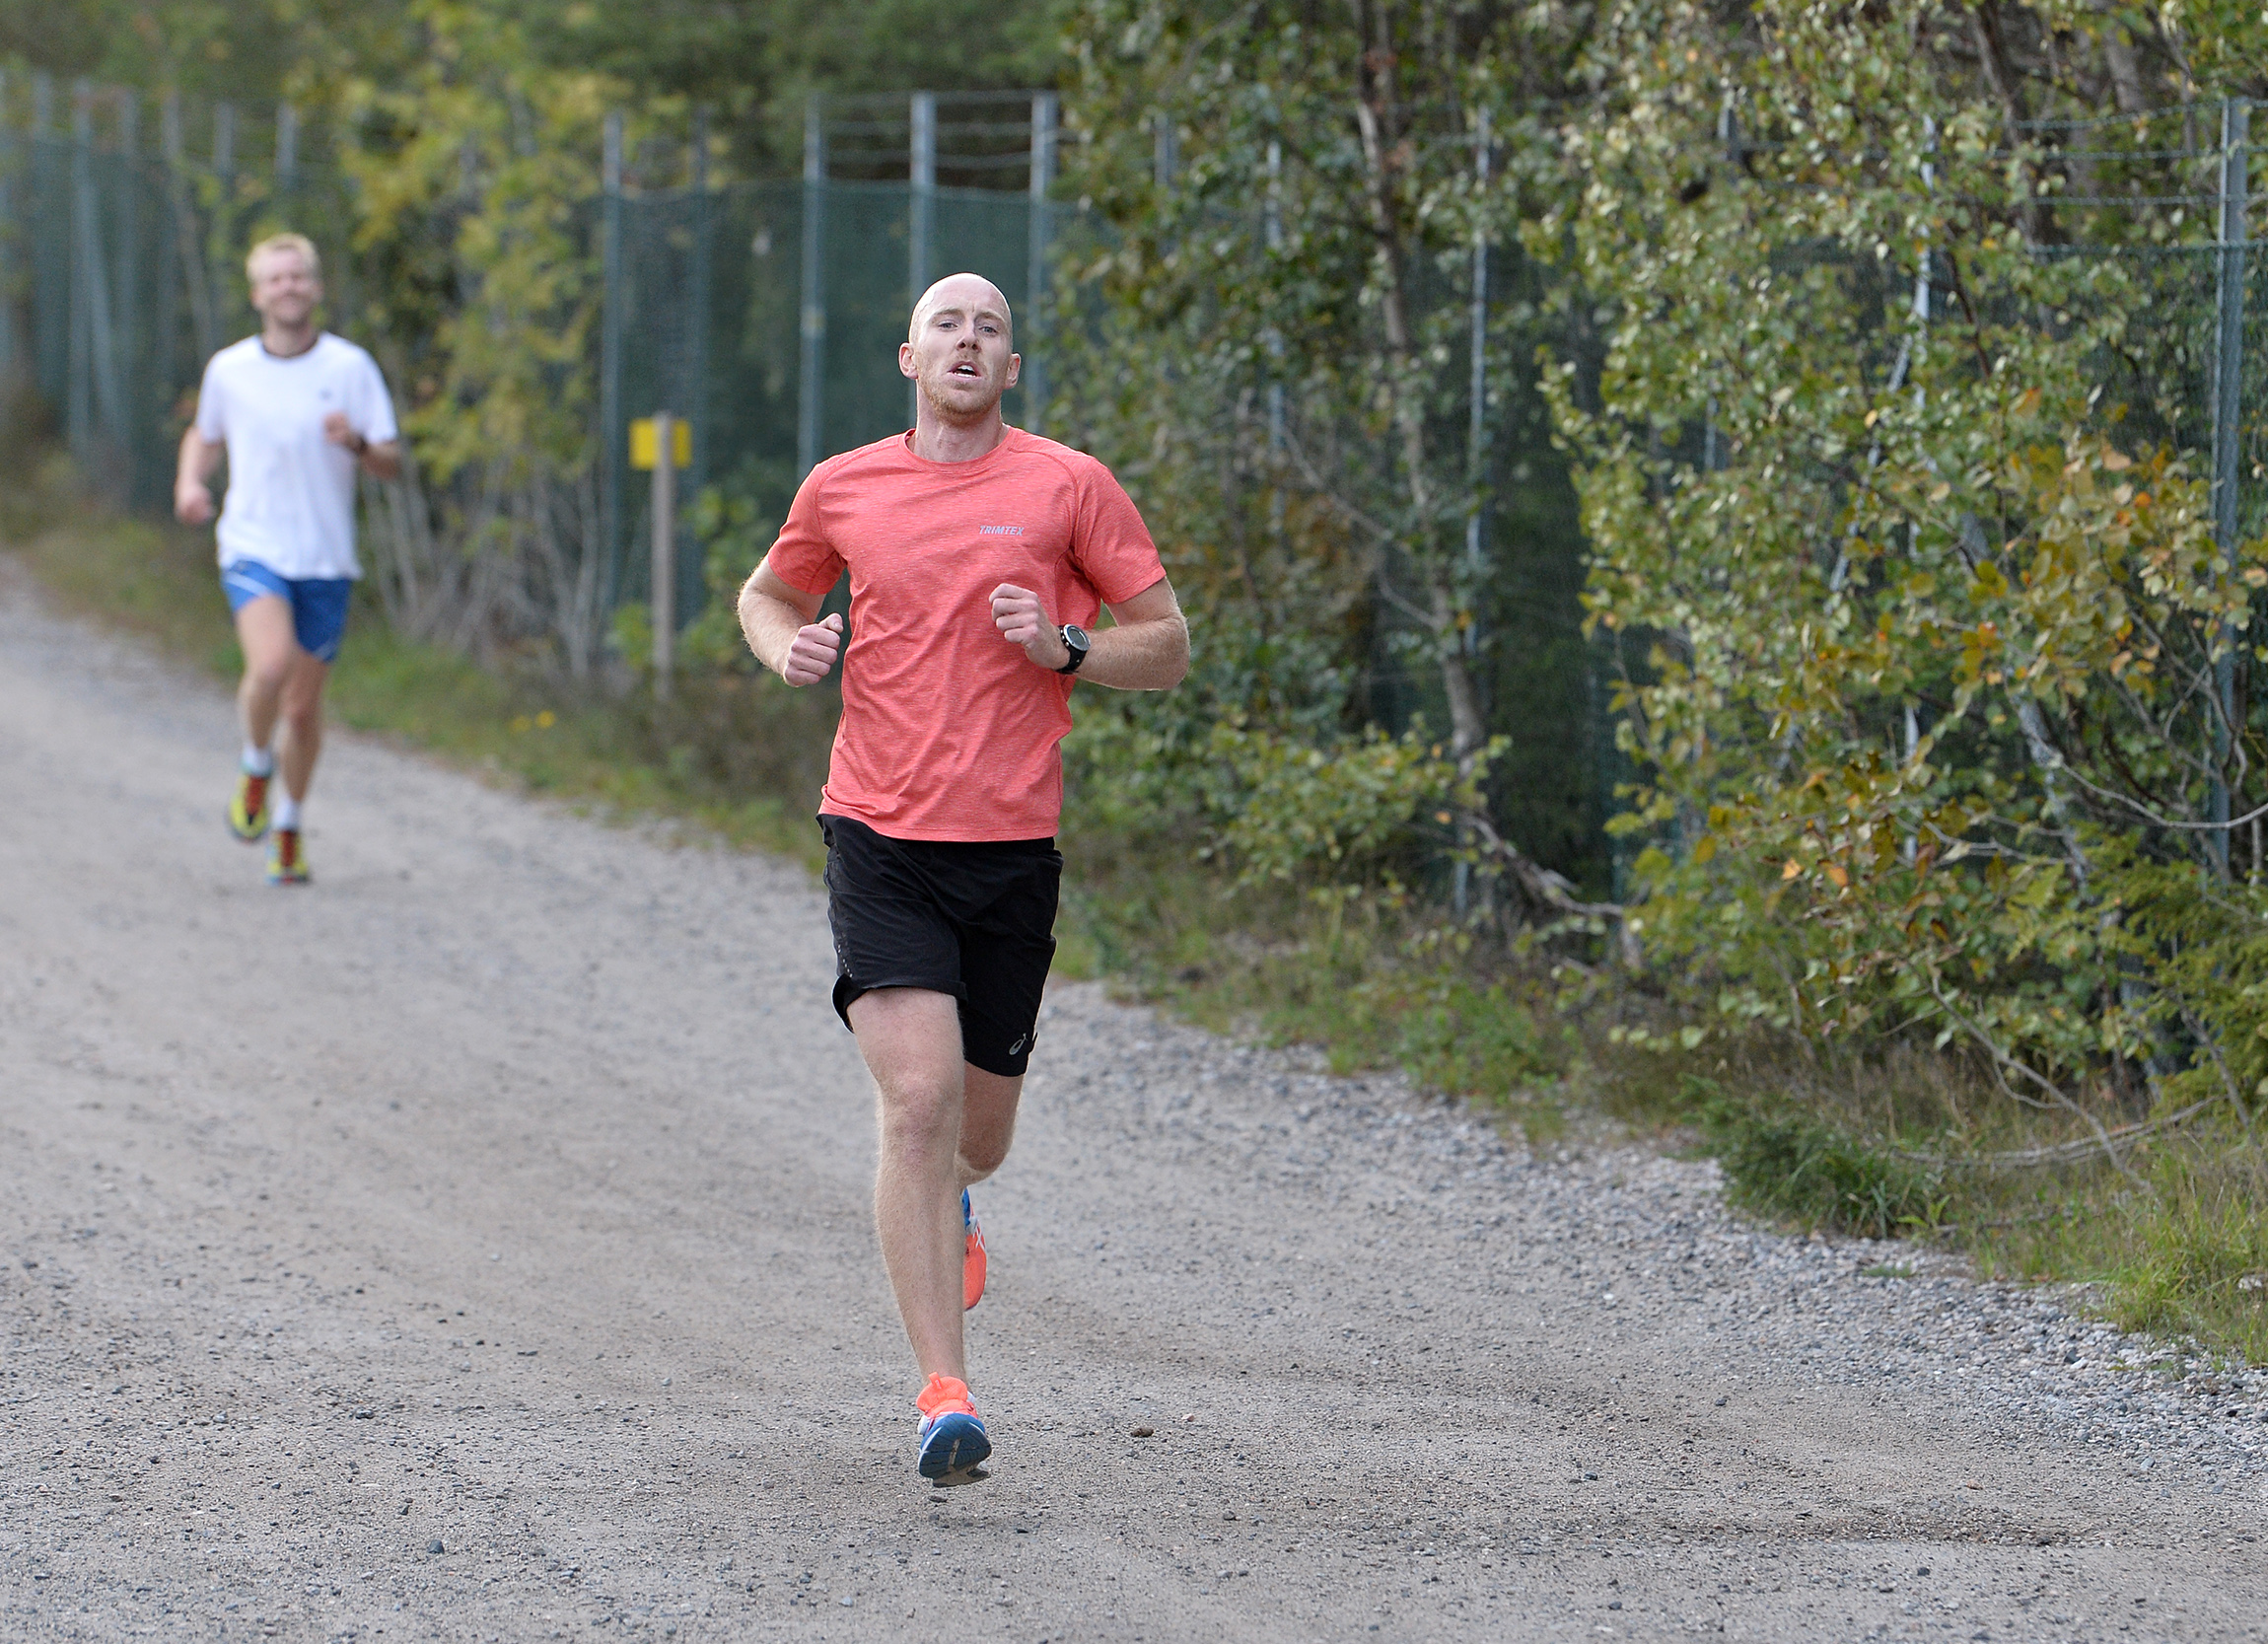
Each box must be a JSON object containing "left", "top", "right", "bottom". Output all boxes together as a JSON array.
[
  {"left": 990, "top": 583, "right": 1070, "bottom": 671},
  {"left": 783, "top": 611, "right": 844, "bottom": 686},
  {"left": 175, "top": 481, "right": 216, "bottom": 527}
]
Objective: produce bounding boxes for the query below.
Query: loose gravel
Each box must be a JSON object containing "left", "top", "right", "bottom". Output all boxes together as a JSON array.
[{"left": 3, "top": 561, "right": 2264, "bottom": 1640}]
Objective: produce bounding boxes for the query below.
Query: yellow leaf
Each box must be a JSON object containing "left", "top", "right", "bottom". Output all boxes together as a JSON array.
[
  {"left": 1824, "top": 862, "right": 1849, "bottom": 888},
  {"left": 1782, "top": 859, "right": 1804, "bottom": 881},
  {"left": 2101, "top": 449, "right": 2133, "bottom": 471}
]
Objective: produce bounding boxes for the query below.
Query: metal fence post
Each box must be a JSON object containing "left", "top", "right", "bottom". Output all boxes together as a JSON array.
[
  {"left": 798, "top": 98, "right": 826, "bottom": 478},
  {"left": 0, "top": 71, "right": 11, "bottom": 385},
  {"left": 212, "top": 100, "right": 236, "bottom": 339},
  {"left": 1265, "top": 139, "right": 1284, "bottom": 455},
  {"left": 685, "top": 107, "right": 713, "bottom": 622},
  {"left": 1454, "top": 107, "right": 1492, "bottom": 919},
  {"left": 0, "top": 71, "right": 14, "bottom": 386},
  {"left": 909, "top": 91, "right": 935, "bottom": 426},
  {"left": 275, "top": 102, "right": 297, "bottom": 201},
  {"left": 67, "top": 81, "right": 92, "bottom": 465},
  {"left": 115, "top": 90, "right": 143, "bottom": 502},
  {"left": 162, "top": 88, "right": 213, "bottom": 369},
  {"left": 77, "top": 84, "right": 118, "bottom": 472},
  {"left": 2210, "top": 96, "right": 2250, "bottom": 875},
  {"left": 1025, "top": 92, "right": 1056, "bottom": 433},
  {"left": 32, "top": 73, "right": 63, "bottom": 408},
  {"left": 651, "top": 410, "right": 675, "bottom": 698},
  {"left": 599, "top": 109, "right": 625, "bottom": 617},
  {"left": 1464, "top": 107, "right": 1491, "bottom": 598}
]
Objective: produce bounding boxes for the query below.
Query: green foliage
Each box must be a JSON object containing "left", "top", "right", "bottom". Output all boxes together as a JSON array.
[
  {"left": 1055, "top": 0, "right": 1607, "bottom": 896},
  {"left": 1553, "top": 0, "right": 2268, "bottom": 1114},
  {"left": 1206, "top": 722, "right": 1488, "bottom": 890},
  {"left": 520, "top": 0, "right": 1065, "bottom": 167}
]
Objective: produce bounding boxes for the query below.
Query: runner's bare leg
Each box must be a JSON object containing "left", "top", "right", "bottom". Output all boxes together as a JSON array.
[
  {"left": 957, "top": 1066, "right": 1021, "bottom": 1187},
  {"left": 276, "top": 650, "right": 328, "bottom": 804},
  {"left": 235, "top": 596, "right": 298, "bottom": 756},
  {"left": 850, "top": 987, "right": 1025, "bottom": 1383}
]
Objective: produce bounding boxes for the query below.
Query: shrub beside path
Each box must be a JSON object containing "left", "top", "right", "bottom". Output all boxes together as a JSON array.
[{"left": 2, "top": 561, "right": 2263, "bottom": 1640}]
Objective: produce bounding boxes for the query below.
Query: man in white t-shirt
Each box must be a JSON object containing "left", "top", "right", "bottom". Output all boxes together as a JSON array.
[{"left": 175, "top": 233, "right": 401, "bottom": 885}]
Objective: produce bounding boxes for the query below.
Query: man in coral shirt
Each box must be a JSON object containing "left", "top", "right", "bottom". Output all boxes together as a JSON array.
[{"left": 739, "top": 272, "right": 1189, "bottom": 1482}]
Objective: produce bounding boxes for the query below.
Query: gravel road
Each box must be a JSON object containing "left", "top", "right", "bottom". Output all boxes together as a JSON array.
[{"left": 3, "top": 560, "right": 2266, "bottom": 1643}]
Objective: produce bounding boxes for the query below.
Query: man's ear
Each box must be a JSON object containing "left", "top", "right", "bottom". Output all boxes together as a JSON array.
[
  {"left": 1005, "top": 352, "right": 1021, "bottom": 389},
  {"left": 898, "top": 341, "right": 918, "bottom": 381}
]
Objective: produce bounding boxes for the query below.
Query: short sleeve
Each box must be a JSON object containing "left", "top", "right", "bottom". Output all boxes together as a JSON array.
[
  {"left": 192, "top": 356, "right": 227, "bottom": 442},
  {"left": 354, "top": 351, "right": 399, "bottom": 444},
  {"left": 763, "top": 463, "right": 845, "bottom": 597},
  {"left": 1070, "top": 462, "right": 1167, "bottom": 605}
]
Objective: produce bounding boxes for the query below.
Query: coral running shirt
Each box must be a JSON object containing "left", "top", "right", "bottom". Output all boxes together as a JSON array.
[{"left": 764, "top": 426, "right": 1167, "bottom": 841}]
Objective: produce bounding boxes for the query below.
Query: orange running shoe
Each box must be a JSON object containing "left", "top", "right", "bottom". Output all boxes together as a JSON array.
[
  {"left": 914, "top": 1373, "right": 990, "bottom": 1481},
  {"left": 961, "top": 1189, "right": 986, "bottom": 1311},
  {"left": 228, "top": 768, "right": 270, "bottom": 842}
]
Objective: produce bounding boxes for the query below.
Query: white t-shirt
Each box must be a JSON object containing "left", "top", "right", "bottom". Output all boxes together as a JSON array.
[{"left": 193, "top": 333, "right": 398, "bottom": 581}]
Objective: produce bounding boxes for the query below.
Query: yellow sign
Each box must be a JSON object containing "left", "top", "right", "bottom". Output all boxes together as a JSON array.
[{"left": 630, "top": 417, "right": 692, "bottom": 470}]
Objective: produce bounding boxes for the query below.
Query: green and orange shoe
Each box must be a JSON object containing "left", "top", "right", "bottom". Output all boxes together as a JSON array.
[
  {"left": 266, "top": 827, "right": 311, "bottom": 886},
  {"left": 228, "top": 769, "right": 271, "bottom": 842}
]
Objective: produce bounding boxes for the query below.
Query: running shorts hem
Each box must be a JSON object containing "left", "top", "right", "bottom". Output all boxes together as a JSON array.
[
  {"left": 221, "top": 558, "right": 354, "bottom": 664},
  {"left": 821, "top": 813, "right": 1059, "bottom": 1079}
]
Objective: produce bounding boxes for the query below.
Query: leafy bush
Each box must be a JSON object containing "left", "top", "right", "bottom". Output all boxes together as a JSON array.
[{"left": 1553, "top": 0, "right": 2268, "bottom": 1125}]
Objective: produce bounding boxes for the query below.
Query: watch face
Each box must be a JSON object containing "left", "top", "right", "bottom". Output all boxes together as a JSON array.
[{"left": 1065, "top": 625, "right": 1090, "bottom": 650}]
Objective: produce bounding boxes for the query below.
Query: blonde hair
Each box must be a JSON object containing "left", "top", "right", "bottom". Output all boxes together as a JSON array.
[{"left": 246, "top": 233, "right": 320, "bottom": 283}]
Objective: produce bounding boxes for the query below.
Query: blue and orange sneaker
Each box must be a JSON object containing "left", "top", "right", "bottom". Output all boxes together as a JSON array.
[
  {"left": 962, "top": 1189, "right": 986, "bottom": 1312},
  {"left": 228, "top": 768, "right": 271, "bottom": 842},
  {"left": 915, "top": 1374, "right": 991, "bottom": 1482}
]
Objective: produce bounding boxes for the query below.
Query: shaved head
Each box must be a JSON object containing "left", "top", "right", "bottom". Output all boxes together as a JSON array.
[{"left": 910, "top": 273, "right": 1013, "bottom": 345}]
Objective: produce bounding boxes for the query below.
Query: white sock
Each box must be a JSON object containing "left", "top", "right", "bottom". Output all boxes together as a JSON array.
[
  {"left": 273, "top": 794, "right": 302, "bottom": 832},
  {"left": 242, "top": 744, "right": 275, "bottom": 777}
]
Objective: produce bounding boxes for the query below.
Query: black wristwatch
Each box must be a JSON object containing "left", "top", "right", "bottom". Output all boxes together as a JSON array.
[{"left": 1055, "top": 623, "right": 1091, "bottom": 675}]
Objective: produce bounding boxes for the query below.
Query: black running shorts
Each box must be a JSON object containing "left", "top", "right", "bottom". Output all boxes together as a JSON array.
[{"left": 819, "top": 814, "right": 1062, "bottom": 1079}]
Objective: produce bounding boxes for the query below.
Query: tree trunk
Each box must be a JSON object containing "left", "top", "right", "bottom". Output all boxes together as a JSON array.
[{"left": 1351, "top": 53, "right": 1489, "bottom": 761}]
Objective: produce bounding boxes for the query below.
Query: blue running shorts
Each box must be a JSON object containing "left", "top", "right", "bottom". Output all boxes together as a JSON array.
[{"left": 220, "top": 559, "right": 354, "bottom": 664}]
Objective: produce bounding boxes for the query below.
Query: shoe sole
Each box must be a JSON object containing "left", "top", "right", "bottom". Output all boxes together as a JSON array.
[
  {"left": 918, "top": 1413, "right": 991, "bottom": 1480},
  {"left": 229, "top": 815, "right": 269, "bottom": 843}
]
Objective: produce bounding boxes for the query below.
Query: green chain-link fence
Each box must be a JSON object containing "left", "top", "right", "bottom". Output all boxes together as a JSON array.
[{"left": 0, "top": 76, "right": 1065, "bottom": 650}]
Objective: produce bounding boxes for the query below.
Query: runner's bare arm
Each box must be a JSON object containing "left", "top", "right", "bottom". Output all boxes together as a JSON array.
[
  {"left": 990, "top": 576, "right": 1189, "bottom": 690},
  {"left": 740, "top": 560, "right": 843, "bottom": 687},
  {"left": 175, "top": 427, "right": 221, "bottom": 526},
  {"left": 321, "top": 413, "right": 402, "bottom": 481}
]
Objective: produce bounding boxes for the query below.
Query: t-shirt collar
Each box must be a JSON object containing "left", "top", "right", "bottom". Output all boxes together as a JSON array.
[
  {"left": 256, "top": 331, "right": 326, "bottom": 361},
  {"left": 898, "top": 424, "right": 1020, "bottom": 470}
]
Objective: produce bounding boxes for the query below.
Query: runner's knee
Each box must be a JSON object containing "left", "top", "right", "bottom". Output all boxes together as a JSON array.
[
  {"left": 282, "top": 691, "right": 323, "bottom": 735},
  {"left": 957, "top": 1134, "right": 1011, "bottom": 1179},
  {"left": 245, "top": 654, "right": 294, "bottom": 695},
  {"left": 877, "top": 1076, "right": 961, "bottom": 1150}
]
